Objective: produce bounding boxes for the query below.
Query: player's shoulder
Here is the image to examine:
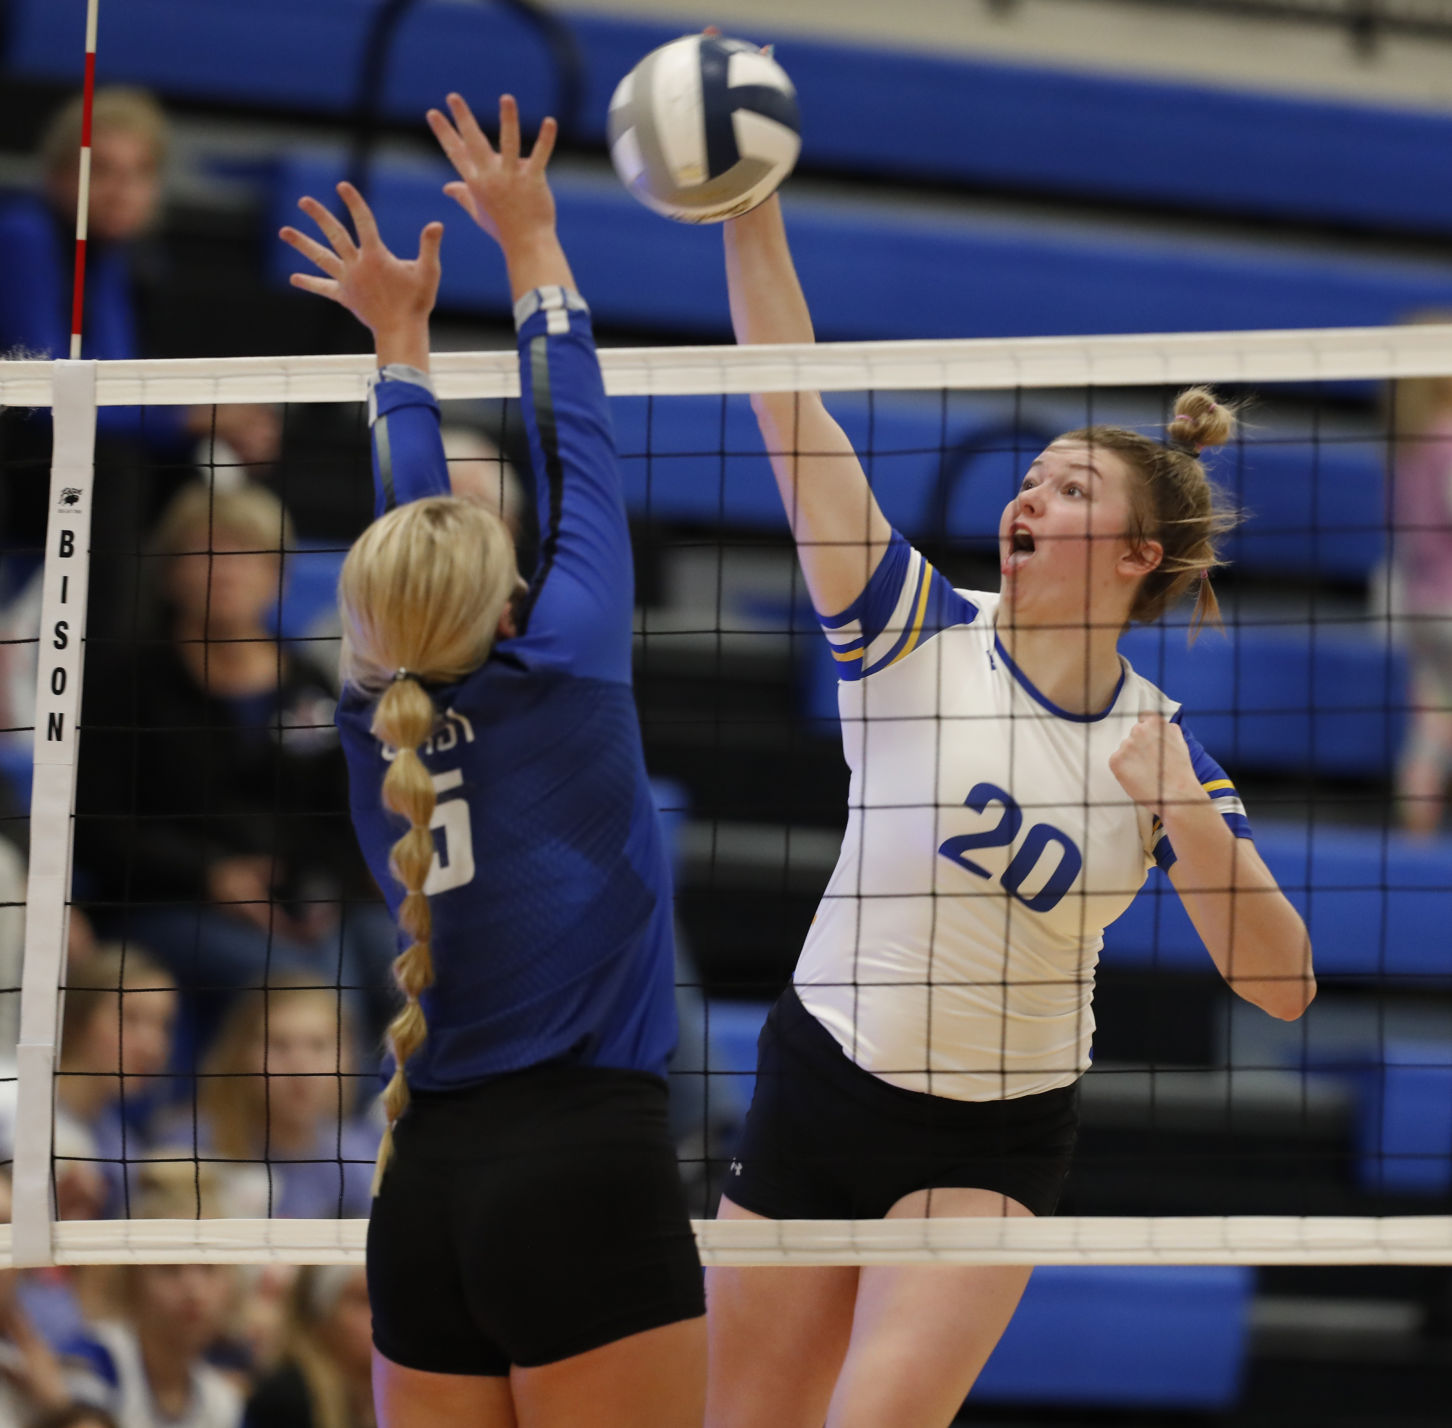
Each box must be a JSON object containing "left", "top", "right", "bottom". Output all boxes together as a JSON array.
[{"left": 954, "top": 587, "right": 999, "bottom": 626}]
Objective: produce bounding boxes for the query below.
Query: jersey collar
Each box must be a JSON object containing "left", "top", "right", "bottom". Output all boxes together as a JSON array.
[{"left": 991, "top": 634, "right": 1126, "bottom": 723}]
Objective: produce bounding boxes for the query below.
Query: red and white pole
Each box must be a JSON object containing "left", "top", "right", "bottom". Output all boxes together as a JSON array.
[{"left": 68, "top": 0, "right": 101, "bottom": 360}]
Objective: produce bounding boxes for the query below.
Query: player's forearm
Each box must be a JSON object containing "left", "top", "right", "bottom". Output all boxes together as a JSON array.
[
  {"left": 724, "top": 195, "right": 814, "bottom": 348},
  {"left": 500, "top": 224, "right": 576, "bottom": 304},
  {"left": 1164, "top": 805, "right": 1315, "bottom": 1020}
]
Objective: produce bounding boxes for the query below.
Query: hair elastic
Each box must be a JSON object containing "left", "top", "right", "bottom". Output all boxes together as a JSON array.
[{"left": 391, "top": 668, "right": 413, "bottom": 682}]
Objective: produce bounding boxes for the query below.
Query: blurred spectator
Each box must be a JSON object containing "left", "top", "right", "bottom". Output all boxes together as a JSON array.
[
  {"left": 63, "top": 1170, "right": 242, "bottom": 1428},
  {"left": 0, "top": 1174, "right": 110, "bottom": 1425},
  {"left": 67, "top": 1264, "right": 241, "bottom": 1428},
  {"left": 2, "top": 86, "right": 280, "bottom": 457},
  {"left": 56, "top": 947, "right": 178, "bottom": 1216},
  {"left": 243, "top": 1268, "right": 373, "bottom": 1428},
  {"left": 155, "top": 981, "right": 374, "bottom": 1221},
  {"left": 440, "top": 423, "right": 526, "bottom": 542},
  {"left": 30, "top": 1409, "right": 120, "bottom": 1428},
  {"left": 73, "top": 482, "right": 397, "bottom": 1042},
  {"left": 1388, "top": 355, "right": 1452, "bottom": 834},
  {"left": 0, "top": 87, "right": 279, "bottom": 640}
]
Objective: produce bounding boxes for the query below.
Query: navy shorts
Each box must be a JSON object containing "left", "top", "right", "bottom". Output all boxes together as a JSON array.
[
  {"left": 727, "top": 985, "right": 1079, "bottom": 1220},
  {"left": 368, "top": 1064, "right": 704, "bottom": 1376}
]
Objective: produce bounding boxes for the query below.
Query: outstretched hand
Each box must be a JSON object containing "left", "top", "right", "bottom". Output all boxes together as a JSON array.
[
  {"left": 279, "top": 182, "right": 442, "bottom": 347},
  {"left": 427, "top": 93, "right": 557, "bottom": 248}
]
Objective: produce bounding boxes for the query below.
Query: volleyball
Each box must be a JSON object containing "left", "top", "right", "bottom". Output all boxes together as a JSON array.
[{"left": 607, "top": 34, "right": 801, "bottom": 224}]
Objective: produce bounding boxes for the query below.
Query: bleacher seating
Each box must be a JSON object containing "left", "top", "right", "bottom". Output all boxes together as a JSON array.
[
  {"left": 11, "top": 0, "right": 1452, "bottom": 237},
  {"left": 977, "top": 1266, "right": 1253, "bottom": 1411},
  {"left": 261, "top": 151, "right": 1452, "bottom": 344}
]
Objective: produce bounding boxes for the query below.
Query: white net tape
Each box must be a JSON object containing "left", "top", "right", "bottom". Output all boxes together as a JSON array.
[
  {"left": 0, "top": 1215, "right": 1449, "bottom": 1269},
  {"left": 4, "top": 323, "right": 1452, "bottom": 406},
  {"left": 3, "top": 324, "right": 1450, "bottom": 1267}
]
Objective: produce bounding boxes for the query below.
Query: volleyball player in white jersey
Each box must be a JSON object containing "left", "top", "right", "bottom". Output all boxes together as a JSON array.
[{"left": 706, "top": 194, "right": 1317, "bottom": 1428}]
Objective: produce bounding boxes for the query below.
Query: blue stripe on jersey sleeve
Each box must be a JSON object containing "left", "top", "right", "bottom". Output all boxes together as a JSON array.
[
  {"left": 368, "top": 365, "right": 449, "bottom": 516},
  {"left": 819, "top": 530, "right": 977, "bottom": 682},
  {"left": 1153, "top": 716, "right": 1254, "bottom": 870},
  {"left": 503, "top": 287, "right": 634, "bottom": 686}
]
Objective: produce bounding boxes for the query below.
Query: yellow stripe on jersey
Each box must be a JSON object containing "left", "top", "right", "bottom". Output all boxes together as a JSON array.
[
  {"left": 1202, "top": 778, "right": 1236, "bottom": 794},
  {"left": 831, "top": 645, "right": 866, "bottom": 663},
  {"left": 887, "top": 562, "right": 935, "bottom": 668}
]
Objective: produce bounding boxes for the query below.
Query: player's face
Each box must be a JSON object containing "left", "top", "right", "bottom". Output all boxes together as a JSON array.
[{"left": 999, "top": 442, "right": 1144, "bottom": 621}]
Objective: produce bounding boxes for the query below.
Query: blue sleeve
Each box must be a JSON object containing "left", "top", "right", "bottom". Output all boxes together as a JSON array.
[
  {"left": 368, "top": 364, "right": 449, "bottom": 516},
  {"left": 819, "top": 529, "right": 978, "bottom": 681},
  {"left": 1152, "top": 716, "right": 1254, "bottom": 871},
  {"left": 504, "top": 286, "right": 633, "bottom": 685}
]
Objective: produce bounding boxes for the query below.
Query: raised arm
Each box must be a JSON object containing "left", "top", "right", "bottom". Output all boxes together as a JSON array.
[
  {"left": 279, "top": 179, "right": 448, "bottom": 515},
  {"left": 724, "top": 195, "right": 892, "bottom": 616},
  {"left": 426, "top": 94, "right": 633, "bottom": 684}
]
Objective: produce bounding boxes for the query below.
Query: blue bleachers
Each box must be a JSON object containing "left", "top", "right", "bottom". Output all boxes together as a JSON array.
[
  {"left": 264, "top": 151, "right": 1452, "bottom": 344},
  {"left": 1349, "top": 1040, "right": 1452, "bottom": 1197},
  {"left": 608, "top": 393, "right": 1388, "bottom": 583},
  {"left": 977, "top": 1267, "right": 1253, "bottom": 1411},
  {"left": 12, "top": 0, "right": 1452, "bottom": 237},
  {"left": 1107, "top": 824, "right": 1452, "bottom": 982}
]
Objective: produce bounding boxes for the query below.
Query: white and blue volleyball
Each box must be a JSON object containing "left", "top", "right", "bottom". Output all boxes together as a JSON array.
[{"left": 608, "top": 34, "right": 801, "bottom": 224}]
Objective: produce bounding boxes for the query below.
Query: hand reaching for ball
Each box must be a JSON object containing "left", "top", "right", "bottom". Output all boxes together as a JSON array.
[{"left": 428, "top": 94, "right": 558, "bottom": 247}]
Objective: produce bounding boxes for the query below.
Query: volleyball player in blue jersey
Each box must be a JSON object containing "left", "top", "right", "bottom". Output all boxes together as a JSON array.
[
  {"left": 705, "top": 194, "right": 1318, "bottom": 1428},
  {"left": 280, "top": 95, "right": 705, "bottom": 1428}
]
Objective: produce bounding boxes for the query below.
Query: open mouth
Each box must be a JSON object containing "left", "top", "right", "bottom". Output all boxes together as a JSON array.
[{"left": 1002, "top": 525, "right": 1036, "bottom": 575}]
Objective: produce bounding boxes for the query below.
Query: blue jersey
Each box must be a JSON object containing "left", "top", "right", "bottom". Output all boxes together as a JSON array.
[{"left": 335, "top": 286, "right": 678, "bottom": 1090}]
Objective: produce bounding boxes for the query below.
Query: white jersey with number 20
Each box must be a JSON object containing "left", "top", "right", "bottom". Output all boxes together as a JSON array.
[{"left": 795, "top": 532, "right": 1252, "bottom": 1101}]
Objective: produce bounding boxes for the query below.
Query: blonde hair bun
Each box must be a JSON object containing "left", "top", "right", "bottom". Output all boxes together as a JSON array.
[{"left": 1167, "top": 386, "right": 1236, "bottom": 452}]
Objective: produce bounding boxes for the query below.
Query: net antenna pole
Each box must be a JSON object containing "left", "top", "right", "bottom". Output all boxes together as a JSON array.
[
  {"left": 12, "top": 0, "right": 103, "bottom": 1267},
  {"left": 68, "top": 0, "right": 101, "bottom": 360}
]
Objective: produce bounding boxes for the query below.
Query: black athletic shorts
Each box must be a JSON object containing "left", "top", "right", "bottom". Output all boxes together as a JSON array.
[
  {"left": 368, "top": 1063, "right": 704, "bottom": 1377},
  {"left": 727, "top": 985, "right": 1079, "bottom": 1221}
]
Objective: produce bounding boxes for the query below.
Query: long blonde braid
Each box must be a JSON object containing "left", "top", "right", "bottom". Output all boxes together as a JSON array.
[
  {"left": 337, "top": 495, "right": 522, "bottom": 1193},
  {"left": 369, "top": 674, "right": 440, "bottom": 1194}
]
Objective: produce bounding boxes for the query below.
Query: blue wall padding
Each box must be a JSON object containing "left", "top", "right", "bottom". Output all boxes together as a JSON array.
[
  {"left": 266, "top": 152, "right": 1452, "bottom": 342},
  {"left": 607, "top": 394, "right": 1387, "bottom": 582},
  {"left": 1352, "top": 1040, "right": 1452, "bottom": 1196},
  {"left": 975, "top": 1267, "right": 1253, "bottom": 1410},
  {"left": 1104, "top": 824, "right": 1452, "bottom": 980},
  {"left": 14, "top": 0, "right": 1452, "bottom": 235}
]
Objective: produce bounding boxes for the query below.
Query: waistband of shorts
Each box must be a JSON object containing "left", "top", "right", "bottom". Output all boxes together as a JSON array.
[
  {"left": 407, "top": 1061, "right": 668, "bottom": 1110},
  {"left": 777, "top": 982, "right": 1080, "bottom": 1123}
]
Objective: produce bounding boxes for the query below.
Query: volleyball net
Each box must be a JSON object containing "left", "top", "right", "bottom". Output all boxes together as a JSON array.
[{"left": 0, "top": 324, "right": 1450, "bottom": 1267}]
